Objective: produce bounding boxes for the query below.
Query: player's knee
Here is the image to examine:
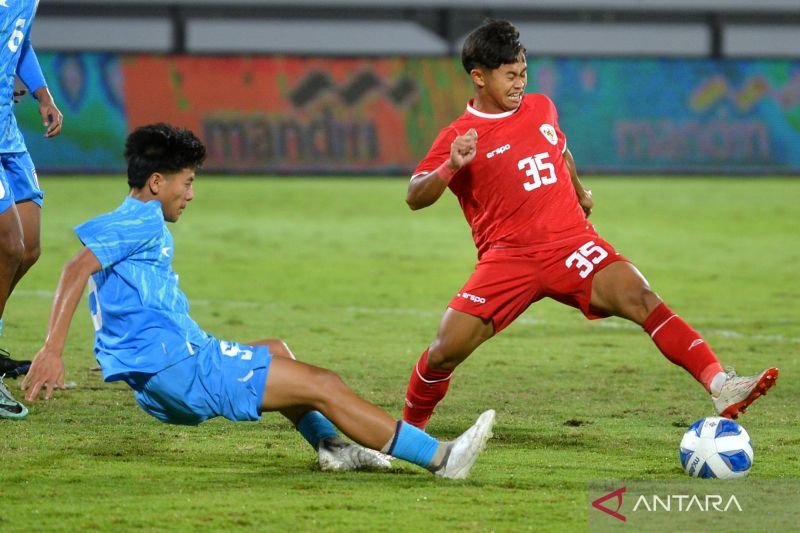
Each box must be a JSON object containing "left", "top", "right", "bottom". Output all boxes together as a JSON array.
[
  {"left": 21, "top": 242, "right": 40, "bottom": 269},
  {"left": 0, "top": 231, "right": 24, "bottom": 264},
  {"left": 427, "top": 341, "right": 469, "bottom": 371},
  {"left": 266, "top": 338, "right": 295, "bottom": 360},
  {"left": 308, "top": 368, "right": 348, "bottom": 407},
  {"left": 628, "top": 287, "right": 662, "bottom": 323}
]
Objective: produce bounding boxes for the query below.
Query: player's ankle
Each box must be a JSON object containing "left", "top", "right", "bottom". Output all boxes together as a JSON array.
[
  {"left": 317, "top": 435, "right": 347, "bottom": 450},
  {"left": 709, "top": 372, "right": 727, "bottom": 397},
  {"left": 699, "top": 362, "right": 724, "bottom": 394},
  {"left": 426, "top": 442, "right": 452, "bottom": 473}
]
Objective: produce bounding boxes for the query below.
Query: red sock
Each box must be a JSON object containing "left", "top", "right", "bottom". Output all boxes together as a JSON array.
[
  {"left": 402, "top": 349, "right": 453, "bottom": 429},
  {"left": 642, "top": 303, "right": 723, "bottom": 392}
]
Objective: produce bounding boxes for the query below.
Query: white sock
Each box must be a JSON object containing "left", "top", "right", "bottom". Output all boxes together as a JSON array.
[{"left": 709, "top": 372, "right": 727, "bottom": 396}]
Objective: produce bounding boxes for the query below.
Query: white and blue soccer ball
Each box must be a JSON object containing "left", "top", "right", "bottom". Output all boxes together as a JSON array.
[{"left": 679, "top": 417, "right": 753, "bottom": 479}]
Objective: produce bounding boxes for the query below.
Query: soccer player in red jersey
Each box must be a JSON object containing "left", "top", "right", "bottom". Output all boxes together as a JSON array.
[{"left": 402, "top": 20, "right": 778, "bottom": 430}]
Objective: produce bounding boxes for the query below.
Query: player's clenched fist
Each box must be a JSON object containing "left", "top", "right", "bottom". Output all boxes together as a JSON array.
[{"left": 449, "top": 128, "right": 478, "bottom": 170}]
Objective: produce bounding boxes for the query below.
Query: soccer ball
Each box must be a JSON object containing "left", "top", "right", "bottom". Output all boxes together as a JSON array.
[{"left": 679, "top": 417, "right": 753, "bottom": 479}]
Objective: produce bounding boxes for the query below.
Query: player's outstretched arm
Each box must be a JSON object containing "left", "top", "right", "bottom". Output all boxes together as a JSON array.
[
  {"left": 564, "top": 148, "right": 593, "bottom": 217},
  {"left": 22, "top": 247, "right": 101, "bottom": 401},
  {"left": 16, "top": 40, "right": 63, "bottom": 138},
  {"left": 406, "top": 128, "right": 478, "bottom": 210}
]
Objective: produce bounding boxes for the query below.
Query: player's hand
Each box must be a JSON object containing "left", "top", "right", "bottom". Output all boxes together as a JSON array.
[
  {"left": 34, "top": 87, "right": 63, "bottom": 138},
  {"left": 40, "top": 99, "right": 64, "bottom": 137},
  {"left": 449, "top": 128, "right": 478, "bottom": 170},
  {"left": 578, "top": 188, "right": 593, "bottom": 217},
  {"left": 21, "top": 347, "right": 66, "bottom": 401}
]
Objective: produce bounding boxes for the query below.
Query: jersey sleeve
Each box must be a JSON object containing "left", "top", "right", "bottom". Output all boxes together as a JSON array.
[
  {"left": 412, "top": 126, "right": 458, "bottom": 178},
  {"left": 539, "top": 95, "right": 568, "bottom": 153},
  {"left": 74, "top": 201, "right": 163, "bottom": 268},
  {"left": 532, "top": 94, "right": 567, "bottom": 154},
  {"left": 16, "top": 40, "right": 46, "bottom": 94}
]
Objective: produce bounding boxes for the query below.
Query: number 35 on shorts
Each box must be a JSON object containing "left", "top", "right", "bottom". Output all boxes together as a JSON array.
[
  {"left": 220, "top": 341, "right": 254, "bottom": 361},
  {"left": 565, "top": 241, "right": 609, "bottom": 278}
]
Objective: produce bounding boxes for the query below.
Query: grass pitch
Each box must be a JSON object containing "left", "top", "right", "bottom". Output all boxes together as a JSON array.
[{"left": 1, "top": 176, "right": 798, "bottom": 531}]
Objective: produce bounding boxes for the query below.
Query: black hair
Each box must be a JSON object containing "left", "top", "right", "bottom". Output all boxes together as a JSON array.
[
  {"left": 461, "top": 20, "right": 526, "bottom": 73},
  {"left": 124, "top": 123, "right": 206, "bottom": 189}
]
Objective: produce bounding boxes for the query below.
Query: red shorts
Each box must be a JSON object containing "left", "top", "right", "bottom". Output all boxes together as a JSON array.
[{"left": 448, "top": 233, "right": 628, "bottom": 333}]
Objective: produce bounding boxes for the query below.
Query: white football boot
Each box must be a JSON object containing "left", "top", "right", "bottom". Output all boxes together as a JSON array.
[
  {"left": 0, "top": 375, "right": 28, "bottom": 420},
  {"left": 317, "top": 436, "right": 392, "bottom": 472},
  {"left": 435, "top": 409, "right": 496, "bottom": 480},
  {"left": 712, "top": 367, "right": 779, "bottom": 419}
]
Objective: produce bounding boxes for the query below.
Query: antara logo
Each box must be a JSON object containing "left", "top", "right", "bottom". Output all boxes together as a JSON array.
[
  {"left": 486, "top": 143, "right": 511, "bottom": 159},
  {"left": 592, "top": 487, "right": 627, "bottom": 522},
  {"left": 632, "top": 494, "right": 742, "bottom": 513},
  {"left": 591, "top": 486, "right": 743, "bottom": 523}
]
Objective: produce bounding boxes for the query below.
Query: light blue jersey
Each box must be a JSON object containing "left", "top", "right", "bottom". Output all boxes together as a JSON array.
[
  {"left": 74, "top": 196, "right": 212, "bottom": 382},
  {"left": 0, "top": 0, "right": 37, "bottom": 154}
]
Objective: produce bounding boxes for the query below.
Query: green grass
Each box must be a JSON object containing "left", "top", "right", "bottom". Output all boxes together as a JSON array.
[{"left": 1, "top": 176, "right": 798, "bottom": 531}]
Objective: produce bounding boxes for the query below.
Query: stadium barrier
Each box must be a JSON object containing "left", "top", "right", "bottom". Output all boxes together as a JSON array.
[{"left": 16, "top": 53, "right": 800, "bottom": 175}]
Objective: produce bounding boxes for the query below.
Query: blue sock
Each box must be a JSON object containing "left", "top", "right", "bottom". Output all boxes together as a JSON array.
[
  {"left": 387, "top": 421, "right": 439, "bottom": 468},
  {"left": 296, "top": 411, "right": 338, "bottom": 449},
  {"left": 0, "top": 318, "right": 3, "bottom": 337}
]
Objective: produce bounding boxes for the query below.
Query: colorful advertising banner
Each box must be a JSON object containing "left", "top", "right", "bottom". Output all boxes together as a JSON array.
[
  {"left": 120, "top": 56, "right": 472, "bottom": 174},
  {"left": 12, "top": 53, "right": 800, "bottom": 175},
  {"left": 530, "top": 59, "right": 800, "bottom": 174},
  {"left": 15, "top": 53, "right": 128, "bottom": 173}
]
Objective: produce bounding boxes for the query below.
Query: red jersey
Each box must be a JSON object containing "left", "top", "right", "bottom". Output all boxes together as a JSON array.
[{"left": 414, "top": 94, "right": 591, "bottom": 258}]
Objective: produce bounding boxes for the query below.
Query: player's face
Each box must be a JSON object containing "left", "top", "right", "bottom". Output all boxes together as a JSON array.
[
  {"left": 475, "top": 56, "right": 527, "bottom": 113},
  {"left": 159, "top": 168, "right": 195, "bottom": 222}
]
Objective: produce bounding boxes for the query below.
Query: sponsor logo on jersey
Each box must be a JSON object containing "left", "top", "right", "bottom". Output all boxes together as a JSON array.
[
  {"left": 457, "top": 291, "right": 486, "bottom": 304},
  {"left": 486, "top": 143, "right": 512, "bottom": 159},
  {"left": 540, "top": 124, "right": 558, "bottom": 145}
]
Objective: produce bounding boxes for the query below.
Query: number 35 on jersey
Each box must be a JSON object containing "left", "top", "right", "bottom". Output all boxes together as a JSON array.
[{"left": 518, "top": 152, "right": 556, "bottom": 191}]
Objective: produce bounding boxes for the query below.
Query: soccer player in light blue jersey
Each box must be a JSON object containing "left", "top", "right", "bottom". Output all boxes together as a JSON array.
[
  {"left": 0, "top": 0, "right": 64, "bottom": 385},
  {"left": 22, "top": 123, "right": 494, "bottom": 478}
]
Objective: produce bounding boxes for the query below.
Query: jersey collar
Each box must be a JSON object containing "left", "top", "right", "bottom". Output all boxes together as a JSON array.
[{"left": 466, "top": 98, "right": 522, "bottom": 119}]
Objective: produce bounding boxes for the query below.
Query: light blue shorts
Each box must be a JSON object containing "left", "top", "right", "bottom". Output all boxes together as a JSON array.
[
  {"left": 128, "top": 339, "right": 272, "bottom": 425},
  {"left": 0, "top": 152, "right": 43, "bottom": 214}
]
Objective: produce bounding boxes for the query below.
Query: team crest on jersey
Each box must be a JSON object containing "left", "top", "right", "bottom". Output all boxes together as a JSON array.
[{"left": 539, "top": 124, "right": 558, "bottom": 145}]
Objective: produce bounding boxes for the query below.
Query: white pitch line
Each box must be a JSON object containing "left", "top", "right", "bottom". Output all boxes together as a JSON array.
[
  {"left": 14, "top": 289, "right": 800, "bottom": 344},
  {"left": 340, "top": 305, "right": 799, "bottom": 344}
]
